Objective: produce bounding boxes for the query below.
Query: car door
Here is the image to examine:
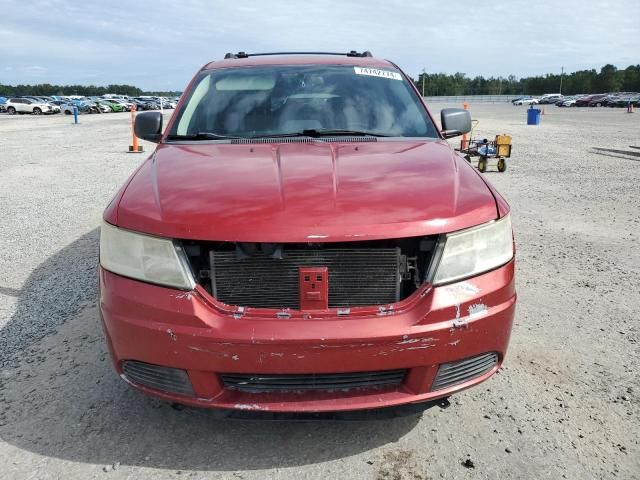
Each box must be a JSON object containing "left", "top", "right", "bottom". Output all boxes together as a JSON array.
[{"left": 17, "top": 99, "right": 31, "bottom": 113}]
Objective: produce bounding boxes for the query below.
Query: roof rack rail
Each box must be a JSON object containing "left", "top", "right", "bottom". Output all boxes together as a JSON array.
[{"left": 223, "top": 50, "right": 373, "bottom": 59}]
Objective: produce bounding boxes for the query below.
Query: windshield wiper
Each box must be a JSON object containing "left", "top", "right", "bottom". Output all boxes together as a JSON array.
[
  {"left": 165, "top": 132, "right": 239, "bottom": 141},
  {"left": 247, "top": 129, "right": 389, "bottom": 139},
  {"left": 300, "top": 128, "right": 389, "bottom": 137},
  {"left": 166, "top": 129, "right": 390, "bottom": 141}
]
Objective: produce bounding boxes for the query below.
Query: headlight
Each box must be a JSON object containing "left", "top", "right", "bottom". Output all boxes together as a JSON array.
[
  {"left": 99, "top": 222, "right": 194, "bottom": 290},
  {"left": 433, "top": 215, "right": 513, "bottom": 285}
]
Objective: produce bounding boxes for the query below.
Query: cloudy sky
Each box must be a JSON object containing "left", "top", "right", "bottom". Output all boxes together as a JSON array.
[{"left": 1, "top": 0, "right": 637, "bottom": 90}]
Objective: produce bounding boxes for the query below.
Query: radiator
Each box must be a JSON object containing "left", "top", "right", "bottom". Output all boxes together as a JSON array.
[{"left": 210, "top": 247, "right": 401, "bottom": 309}]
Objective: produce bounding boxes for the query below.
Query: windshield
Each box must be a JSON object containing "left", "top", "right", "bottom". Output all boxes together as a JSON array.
[{"left": 168, "top": 64, "right": 438, "bottom": 139}]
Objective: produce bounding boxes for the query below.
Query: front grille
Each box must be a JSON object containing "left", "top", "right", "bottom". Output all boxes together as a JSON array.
[
  {"left": 122, "top": 360, "right": 194, "bottom": 396},
  {"left": 221, "top": 369, "right": 407, "bottom": 393},
  {"left": 211, "top": 248, "right": 401, "bottom": 309},
  {"left": 431, "top": 352, "right": 498, "bottom": 391}
]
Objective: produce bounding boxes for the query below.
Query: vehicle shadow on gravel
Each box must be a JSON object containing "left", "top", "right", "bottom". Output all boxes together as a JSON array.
[{"left": 0, "top": 230, "right": 419, "bottom": 471}]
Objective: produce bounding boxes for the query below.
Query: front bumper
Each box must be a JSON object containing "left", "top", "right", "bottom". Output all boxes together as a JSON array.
[{"left": 99, "top": 260, "right": 516, "bottom": 412}]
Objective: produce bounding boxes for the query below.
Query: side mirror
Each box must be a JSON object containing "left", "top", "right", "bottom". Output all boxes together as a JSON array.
[
  {"left": 134, "top": 111, "right": 163, "bottom": 143},
  {"left": 440, "top": 108, "right": 472, "bottom": 138}
]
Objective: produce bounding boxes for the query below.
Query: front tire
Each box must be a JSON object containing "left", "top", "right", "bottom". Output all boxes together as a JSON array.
[
  {"left": 33, "top": 107, "right": 42, "bottom": 115},
  {"left": 478, "top": 158, "right": 487, "bottom": 173},
  {"left": 497, "top": 158, "right": 507, "bottom": 172}
]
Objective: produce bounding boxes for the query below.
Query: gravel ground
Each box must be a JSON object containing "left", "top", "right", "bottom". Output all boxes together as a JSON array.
[{"left": 0, "top": 104, "right": 638, "bottom": 479}]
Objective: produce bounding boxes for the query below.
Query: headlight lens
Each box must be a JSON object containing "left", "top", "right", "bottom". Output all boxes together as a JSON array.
[
  {"left": 99, "top": 222, "right": 194, "bottom": 290},
  {"left": 433, "top": 215, "right": 513, "bottom": 285}
]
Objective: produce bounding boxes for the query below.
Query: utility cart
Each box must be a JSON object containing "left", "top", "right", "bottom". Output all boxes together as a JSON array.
[{"left": 459, "top": 134, "right": 512, "bottom": 173}]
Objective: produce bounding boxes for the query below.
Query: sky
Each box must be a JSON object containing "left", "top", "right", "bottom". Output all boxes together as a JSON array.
[{"left": 0, "top": 0, "right": 638, "bottom": 91}]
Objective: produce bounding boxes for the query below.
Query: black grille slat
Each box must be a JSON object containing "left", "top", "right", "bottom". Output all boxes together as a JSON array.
[
  {"left": 431, "top": 352, "right": 498, "bottom": 391},
  {"left": 222, "top": 369, "right": 406, "bottom": 393},
  {"left": 123, "top": 361, "right": 194, "bottom": 396},
  {"left": 436, "top": 358, "right": 497, "bottom": 377},
  {"left": 223, "top": 372, "right": 404, "bottom": 383},
  {"left": 211, "top": 248, "right": 400, "bottom": 309},
  {"left": 437, "top": 353, "right": 497, "bottom": 372},
  {"left": 433, "top": 363, "right": 496, "bottom": 384}
]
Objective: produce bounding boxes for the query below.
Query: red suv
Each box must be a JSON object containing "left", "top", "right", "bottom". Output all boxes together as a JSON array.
[{"left": 99, "top": 51, "right": 516, "bottom": 413}]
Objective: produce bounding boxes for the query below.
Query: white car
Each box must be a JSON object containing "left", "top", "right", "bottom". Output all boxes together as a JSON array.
[
  {"left": 538, "top": 94, "right": 563, "bottom": 104},
  {"left": 558, "top": 97, "right": 578, "bottom": 107},
  {"left": 4, "top": 98, "right": 54, "bottom": 115},
  {"left": 43, "top": 102, "right": 61, "bottom": 114},
  {"left": 512, "top": 97, "right": 539, "bottom": 105}
]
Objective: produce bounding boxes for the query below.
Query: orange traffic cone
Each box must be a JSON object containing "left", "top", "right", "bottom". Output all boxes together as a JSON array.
[{"left": 128, "top": 105, "right": 144, "bottom": 153}]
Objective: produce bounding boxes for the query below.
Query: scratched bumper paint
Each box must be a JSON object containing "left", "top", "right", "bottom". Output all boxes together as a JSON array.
[{"left": 99, "top": 260, "right": 515, "bottom": 412}]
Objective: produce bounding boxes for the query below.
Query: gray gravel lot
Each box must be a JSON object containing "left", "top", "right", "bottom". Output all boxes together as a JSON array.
[{"left": 0, "top": 105, "right": 639, "bottom": 479}]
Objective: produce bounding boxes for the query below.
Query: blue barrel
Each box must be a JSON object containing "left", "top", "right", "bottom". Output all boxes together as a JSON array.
[{"left": 527, "top": 107, "right": 541, "bottom": 125}]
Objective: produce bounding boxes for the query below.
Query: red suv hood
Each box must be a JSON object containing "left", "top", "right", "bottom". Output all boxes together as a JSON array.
[{"left": 112, "top": 140, "right": 498, "bottom": 242}]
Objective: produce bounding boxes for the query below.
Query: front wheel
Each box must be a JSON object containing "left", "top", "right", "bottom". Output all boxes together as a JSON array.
[
  {"left": 478, "top": 158, "right": 487, "bottom": 173},
  {"left": 497, "top": 158, "right": 507, "bottom": 172},
  {"left": 33, "top": 107, "right": 42, "bottom": 115}
]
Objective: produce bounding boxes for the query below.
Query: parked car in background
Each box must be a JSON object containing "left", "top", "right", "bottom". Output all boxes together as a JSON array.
[
  {"left": 83, "top": 99, "right": 112, "bottom": 113},
  {"left": 557, "top": 96, "right": 578, "bottom": 107},
  {"left": 574, "top": 95, "right": 600, "bottom": 107},
  {"left": 159, "top": 97, "right": 176, "bottom": 108},
  {"left": 5, "top": 98, "right": 54, "bottom": 115},
  {"left": 96, "top": 102, "right": 112, "bottom": 113},
  {"left": 18, "top": 95, "right": 60, "bottom": 113},
  {"left": 613, "top": 95, "right": 640, "bottom": 108},
  {"left": 58, "top": 100, "right": 98, "bottom": 114},
  {"left": 50, "top": 100, "right": 70, "bottom": 111},
  {"left": 101, "top": 95, "right": 134, "bottom": 110},
  {"left": 164, "top": 98, "right": 177, "bottom": 108},
  {"left": 59, "top": 102, "right": 83, "bottom": 115},
  {"left": 110, "top": 99, "right": 132, "bottom": 111},
  {"left": 81, "top": 100, "right": 101, "bottom": 114},
  {"left": 47, "top": 103, "right": 61, "bottom": 114},
  {"left": 21, "top": 96, "right": 61, "bottom": 114},
  {"left": 586, "top": 94, "right": 609, "bottom": 107},
  {"left": 512, "top": 96, "right": 539, "bottom": 105},
  {"left": 0, "top": 96, "right": 7, "bottom": 112},
  {"left": 130, "top": 99, "right": 155, "bottom": 111},
  {"left": 599, "top": 94, "right": 621, "bottom": 107},
  {"left": 538, "top": 94, "right": 563, "bottom": 104},
  {"left": 98, "top": 99, "right": 126, "bottom": 112}
]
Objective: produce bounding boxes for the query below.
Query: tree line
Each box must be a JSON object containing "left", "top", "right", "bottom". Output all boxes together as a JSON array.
[
  {"left": 0, "top": 83, "right": 180, "bottom": 97},
  {"left": 413, "top": 64, "right": 640, "bottom": 96},
  {"left": 2, "top": 64, "right": 639, "bottom": 98}
]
